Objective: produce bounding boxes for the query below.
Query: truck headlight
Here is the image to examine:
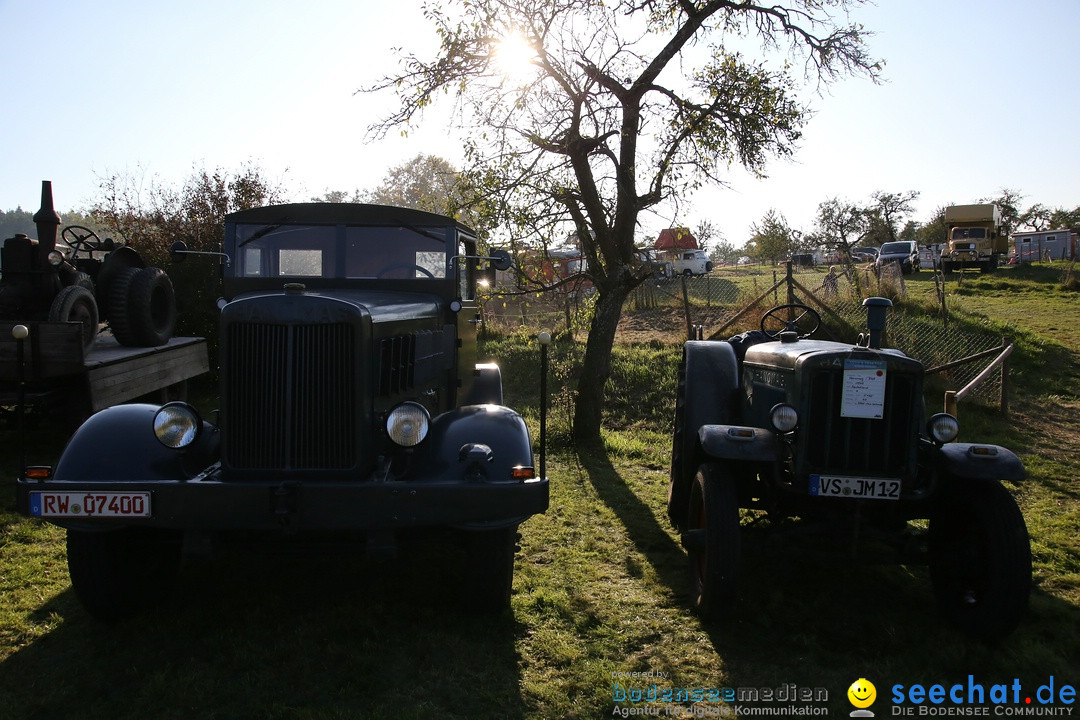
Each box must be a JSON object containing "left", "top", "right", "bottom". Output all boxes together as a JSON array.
[
  {"left": 153, "top": 402, "right": 202, "bottom": 449},
  {"left": 386, "top": 402, "right": 430, "bottom": 447},
  {"left": 927, "top": 413, "right": 959, "bottom": 444},
  {"left": 769, "top": 403, "right": 798, "bottom": 433}
]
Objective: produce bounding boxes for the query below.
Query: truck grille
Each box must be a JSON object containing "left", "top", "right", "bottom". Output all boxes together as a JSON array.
[
  {"left": 803, "top": 369, "right": 918, "bottom": 476},
  {"left": 223, "top": 322, "right": 357, "bottom": 471}
]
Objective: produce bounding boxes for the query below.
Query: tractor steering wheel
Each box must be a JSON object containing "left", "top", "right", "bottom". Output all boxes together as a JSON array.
[
  {"left": 760, "top": 303, "right": 822, "bottom": 339},
  {"left": 61, "top": 225, "right": 107, "bottom": 258}
]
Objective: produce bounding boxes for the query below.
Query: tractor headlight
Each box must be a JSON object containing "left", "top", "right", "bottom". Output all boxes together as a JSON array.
[
  {"left": 47, "top": 250, "right": 64, "bottom": 266},
  {"left": 386, "top": 402, "right": 430, "bottom": 447},
  {"left": 153, "top": 402, "right": 202, "bottom": 449},
  {"left": 769, "top": 403, "right": 799, "bottom": 433},
  {"left": 927, "top": 413, "right": 959, "bottom": 444}
]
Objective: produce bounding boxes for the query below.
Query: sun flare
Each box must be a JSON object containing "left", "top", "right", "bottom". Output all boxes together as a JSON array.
[{"left": 493, "top": 30, "right": 537, "bottom": 79}]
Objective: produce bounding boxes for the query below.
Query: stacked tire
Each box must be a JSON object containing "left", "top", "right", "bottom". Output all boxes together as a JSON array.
[{"left": 108, "top": 266, "right": 177, "bottom": 347}]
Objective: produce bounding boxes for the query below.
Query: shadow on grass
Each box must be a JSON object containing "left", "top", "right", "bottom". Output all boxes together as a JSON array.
[{"left": 0, "top": 541, "right": 527, "bottom": 720}]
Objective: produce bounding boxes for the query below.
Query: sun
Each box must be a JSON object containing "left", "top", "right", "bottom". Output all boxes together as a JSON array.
[{"left": 493, "top": 30, "right": 537, "bottom": 79}]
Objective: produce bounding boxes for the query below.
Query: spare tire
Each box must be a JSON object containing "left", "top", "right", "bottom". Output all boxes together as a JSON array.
[
  {"left": 49, "top": 285, "right": 99, "bottom": 355},
  {"left": 126, "top": 266, "right": 177, "bottom": 346},
  {"left": 107, "top": 267, "right": 141, "bottom": 346}
]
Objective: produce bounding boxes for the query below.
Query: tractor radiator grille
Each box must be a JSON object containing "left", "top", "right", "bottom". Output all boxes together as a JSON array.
[
  {"left": 223, "top": 322, "right": 357, "bottom": 471},
  {"left": 803, "top": 369, "right": 918, "bottom": 476}
]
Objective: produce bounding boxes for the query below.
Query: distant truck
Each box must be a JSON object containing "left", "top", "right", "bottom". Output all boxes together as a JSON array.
[
  {"left": 940, "top": 204, "right": 1007, "bottom": 274},
  {"left": 672, "top": 249, "right": 713, "bottom": 276}
]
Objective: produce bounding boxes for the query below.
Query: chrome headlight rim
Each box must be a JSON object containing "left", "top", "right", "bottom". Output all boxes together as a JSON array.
[
  {"left": 153, "top": 401, "right": 203, "bottom": 449},
  {"left": 769, "top": 403, "right": 799, "bottom": 433},
  {"left": 927, "top": 413, "right": 959, "bottom": 444},
  {"left": 386, "top": 401, "right": 431, "bottom": 447}
]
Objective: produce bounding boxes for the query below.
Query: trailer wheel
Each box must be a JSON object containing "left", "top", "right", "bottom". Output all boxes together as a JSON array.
[
  {"left": 66, "top": 528, "right": 182, "bottom": 623},
  {"left": 127, "top": 267, "right": 177, "bottom": 346},
  {"left": 49, "top": 285, "right": 99, "bottom": 354}
]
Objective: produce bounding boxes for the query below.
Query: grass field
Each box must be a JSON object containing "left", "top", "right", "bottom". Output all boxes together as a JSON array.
[{"left": 1, "top": 263, "right": 1077, "bottom": 718}]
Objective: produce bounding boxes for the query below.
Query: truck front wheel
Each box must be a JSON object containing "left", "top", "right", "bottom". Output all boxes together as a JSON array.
[
  {"left": 462, "top": 525, "right": 518, "bottom": 615},
  {"left": 685, "top": 462, "right": 741, "bottom": 620},
  {"left": 66, "top": 527, "right": 182, "bottom": 623},
  {"left": 928, "top": 480, "right": 1031, "bottom": 642}
]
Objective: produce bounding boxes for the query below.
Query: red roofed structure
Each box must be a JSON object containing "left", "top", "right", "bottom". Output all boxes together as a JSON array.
[{"left": 654, "top": 227, "right": 698, "bottom": 251}]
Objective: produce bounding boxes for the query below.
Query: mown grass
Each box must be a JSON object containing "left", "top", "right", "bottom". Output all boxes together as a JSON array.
[{"left": 1, "top": 262, "right": 1078, "bottom": 718}]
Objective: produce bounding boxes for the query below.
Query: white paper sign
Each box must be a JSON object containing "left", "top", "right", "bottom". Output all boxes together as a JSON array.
[{"left": 841, "top": 358, "right": 887, "bottom": 419}]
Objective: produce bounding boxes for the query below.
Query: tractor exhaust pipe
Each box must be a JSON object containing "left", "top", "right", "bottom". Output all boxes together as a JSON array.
[
  {"left": 862, "top": 297, "right": 893, "bottom": 349},
  {"left": 32, "top": 180, "right": 61, "bottom": 259}
]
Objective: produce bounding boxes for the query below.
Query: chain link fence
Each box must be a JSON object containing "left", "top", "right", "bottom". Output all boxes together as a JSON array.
[{"left": 483, "top": 262, "right": 1009, "bottom": 410}]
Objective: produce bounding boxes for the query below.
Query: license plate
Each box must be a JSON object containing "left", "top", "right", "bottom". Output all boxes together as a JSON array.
[
  {"left": 809, "top": 475, "right": 900, "bottom": 501},
  {"left": 29, "top": 492, "right": 151, "bottom": 518}
]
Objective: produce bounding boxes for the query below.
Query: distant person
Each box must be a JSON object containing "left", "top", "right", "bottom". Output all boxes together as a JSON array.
[{"left": 821, "top": 266, "right": 839, "bottom": 296}]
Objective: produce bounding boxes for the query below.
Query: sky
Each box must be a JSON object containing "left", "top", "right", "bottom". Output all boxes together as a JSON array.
[{"left": 2, "top": 0, "right": 1078, "bottom": 245}]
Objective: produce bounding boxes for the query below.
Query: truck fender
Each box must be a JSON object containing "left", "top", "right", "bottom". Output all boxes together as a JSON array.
[
  {"left": 698, "top": 424, "right": 777, "bottom": 463},
  {"left": 935, "top": 442, "right": 1025, "bottom": 482},
  {"left": 54, "top": 403, "right": 219, "bottom": 482},
  {"left": 413, "top": 404, "right": 534, "bottom": 482}
]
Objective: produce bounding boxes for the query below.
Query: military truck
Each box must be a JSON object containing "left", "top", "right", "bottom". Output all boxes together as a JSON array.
[
  {"left": 668, "top": 299, "right": 1031, "bottom": 641},
  {"left": 16, "top": 202, "right": 549, "bottom": 621},
  {"left": 940, "top": 204, "right": 1007, "bottom": 274}
]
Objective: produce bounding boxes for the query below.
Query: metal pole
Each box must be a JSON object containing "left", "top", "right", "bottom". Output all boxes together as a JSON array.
[{"left": 538, "top": 331, "right": 551, "bottom": 479}]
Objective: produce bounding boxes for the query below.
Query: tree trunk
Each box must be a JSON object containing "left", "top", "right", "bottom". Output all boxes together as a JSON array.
[{"left": 572, "top": 280, "right": 632, "bottom": 447}]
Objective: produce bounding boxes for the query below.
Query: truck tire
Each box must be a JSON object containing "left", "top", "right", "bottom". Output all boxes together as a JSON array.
[
  {"left": 107, "top": 267, "right": 141, "bottom": 346},
  {"left": 686, "top": 462, "right": 741, "bottom": 620},
  {"left": 49, "top": 285, "right": 99, "bottom": 354},
  {"left": 929, "top": 480, "right": 1031, "bottom": 642},
  {"left": 66, "top": 527, "right": 182, "bottom": 623},
  {"left": 127, "top": 266, "right": 177, "bottom": 346},
  {"left": 462, "top": 525, "right": 518, "bottom": 614}
]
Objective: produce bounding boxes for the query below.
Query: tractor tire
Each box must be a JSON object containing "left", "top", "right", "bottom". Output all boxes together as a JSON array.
[
  {"left": 107, "top": 267, "right": 141, "bottom": 346},
  {"left": 48, "top": 285, "right": 99, "bottom": 354},
  {"left": 686, "top": 462, "right": 742, "bottom": 620},
  {"left": 126, "top": 267, "right": 177, "bottom": 346}
]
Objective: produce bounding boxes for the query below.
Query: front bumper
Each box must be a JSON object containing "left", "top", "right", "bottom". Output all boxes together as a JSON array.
[{"left": 16, "top": 470, "right": 550, "bottom": 533}]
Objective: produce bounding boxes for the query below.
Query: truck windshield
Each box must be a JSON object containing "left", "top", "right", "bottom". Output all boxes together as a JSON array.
[
  {"left": 951, "top": 228, "right": 987, "bottom": 241},
  {"left": 879, "top": 242, "right": 911, "bottom": 254},
  {"left": 233, "top": 223, "right": 450, "bottom": 279}
]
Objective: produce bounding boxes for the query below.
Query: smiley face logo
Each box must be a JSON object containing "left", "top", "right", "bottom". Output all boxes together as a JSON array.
[{"left": 848, "top": 678, "right": 876, "bottom": 709}]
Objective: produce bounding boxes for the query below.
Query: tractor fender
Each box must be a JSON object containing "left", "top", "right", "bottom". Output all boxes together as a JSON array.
[
  {"left": 411, "top": 404, "right": 534, "bottom": 482},
  {"left": 54, "top": 403, "right": 219, "bottom": 482},
  {"left": 698, "top": 424, "right": 777, "bottom": 463},
  {"left": 935, "top": 442, "right": 1025, "bottom": 482},
  {"left": 461, "top": 363, "right": 503, "bottom": 405},
  {"left": 668, "top": 340, "right": 739, "bottom": 529}
]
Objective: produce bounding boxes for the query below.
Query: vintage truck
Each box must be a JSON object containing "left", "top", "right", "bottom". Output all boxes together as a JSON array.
[
  {"left": 668, "top": 299, "right": 1031, "bottom": 641},
  {"left": 940, "top": 204, "right": 1008, "bottom": 274},
  {"left": 16, "top": 202, "right": 549, "bottom": 621}
]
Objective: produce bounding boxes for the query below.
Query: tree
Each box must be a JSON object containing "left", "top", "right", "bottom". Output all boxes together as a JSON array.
[
  {"left": 981, "top": 188, "right": 1024, "bottom": 239},
  {"left": 914, "top": 206, "right": 947, "bottom": 248},
  {"left": 749, "top": 209, "right": 795, "bottom": 264},
  {"left": 811, "top": 198, "right": 867, "bottom": 260},
  {"left": 90, "top": 163, "right": 287, "bottom": 358},
  {"left": 366, "top": 0, "right": 880, "bottom": 445},
  {"left": 864, "top": 190, "right": 919, "bottom": 245},
  {"left": 363, "top": 154, "right": 478, "bottom": 221}
]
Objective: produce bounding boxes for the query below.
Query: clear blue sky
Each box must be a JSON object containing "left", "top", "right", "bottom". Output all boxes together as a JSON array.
[{"left": 2, "top": 0, "right": 1077, "bottom": 244}]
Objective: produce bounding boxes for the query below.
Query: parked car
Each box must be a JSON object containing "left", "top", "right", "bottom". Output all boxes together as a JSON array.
[
  {"left": 876, "top": 240, "right": 920, "bottom": 275},
  {"left": 850, "top": 246, "right": 879, "bottom": 263}
]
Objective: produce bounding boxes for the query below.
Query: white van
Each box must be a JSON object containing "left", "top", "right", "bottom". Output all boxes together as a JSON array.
[{"left": 672, "top": 249, "right": 713, "bottom": 276}]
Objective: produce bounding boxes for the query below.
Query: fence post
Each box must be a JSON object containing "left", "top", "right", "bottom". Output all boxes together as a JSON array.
[
  {"left": 681, "top": 274, "right": 693, "bottom": 340},
  {"left": 1000, "top": 336, "right": 1011, "bottom": 417},
  {"left": 786, "top": 261, "right": 795, "bottom": 305},
  {"left": 944, "top": 390, "right": 957, "bottom": 419}
]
